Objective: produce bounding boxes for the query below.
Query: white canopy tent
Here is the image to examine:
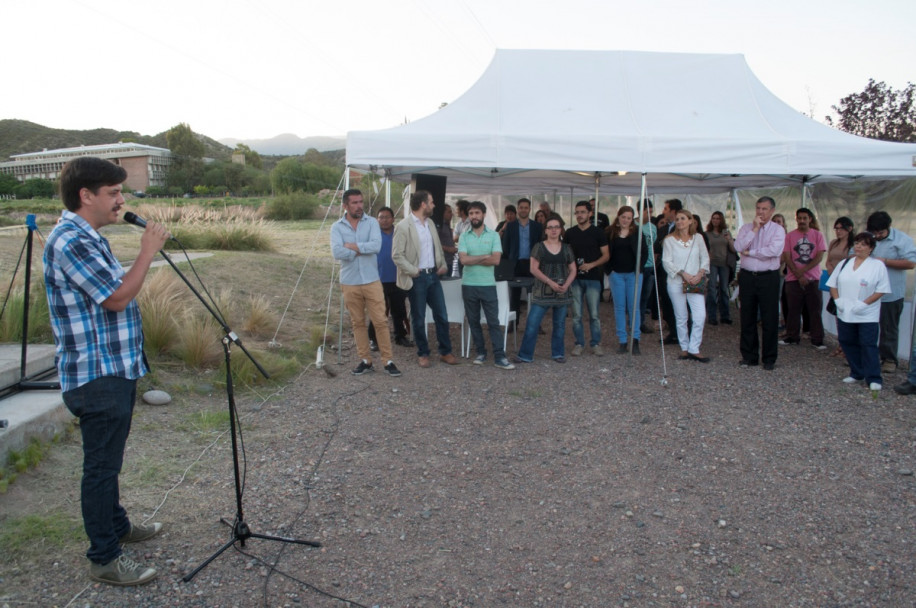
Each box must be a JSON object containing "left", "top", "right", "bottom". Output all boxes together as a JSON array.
[
  {"left": 346, "top": 49, "right": 916, "bottom": 361},
  {"left": 347, "top": 49, "right": 916, "bottom": 195}
]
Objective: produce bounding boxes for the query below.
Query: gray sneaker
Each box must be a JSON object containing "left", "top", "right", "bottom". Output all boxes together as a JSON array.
[
  {"left": 591, "top": 344, "right": 604, "bottom": 356},
  {"left": 571, "top": 344, "right": 584, "bottom": 356},
  {"left": 494, "top": 357, "right": 516, "bottom": 370},
  {"left": 473, "top": 354, "right": 486, "bottom": 365},
  {"left": 89, "top": 554, "right": 157, "bottom": 586},
  {"left": 119, "top": 522, "right": 162, "bottom": 544}
]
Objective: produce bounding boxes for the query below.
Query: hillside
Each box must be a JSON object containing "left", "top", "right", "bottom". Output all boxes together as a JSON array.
[{"left": 0, "top": 119, "right": 232, "bottom": 161}]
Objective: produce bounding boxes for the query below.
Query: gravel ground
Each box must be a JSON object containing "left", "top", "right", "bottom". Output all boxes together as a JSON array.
[{"left": 2, "top": 305, "right": 916, "bottom": 608}]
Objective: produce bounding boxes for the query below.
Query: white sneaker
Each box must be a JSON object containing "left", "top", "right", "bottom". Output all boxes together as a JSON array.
[
  {"left": 869, "top": 382, "right": 882, "bottom": 391},
  {"left": 842, "top": 376, "right": 859, "bottom": 384}
]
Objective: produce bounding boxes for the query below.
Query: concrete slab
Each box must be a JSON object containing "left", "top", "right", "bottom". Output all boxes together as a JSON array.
[
  {"left": 0, "top": 344, "right": 68, "bottom": 463},
  {"left": 0, "top": 343, "right": 56, "bottom": 390}
]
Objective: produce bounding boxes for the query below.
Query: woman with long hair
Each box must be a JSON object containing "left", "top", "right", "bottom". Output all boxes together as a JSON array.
[
  {"left": 705, "top": 211, "right": 736, "bottom": 325},
  {"left": 827, "top": 232, "right": 890, "bottom": 390},
  {"left": 534, "top": 209, "right": 548, "bottom": 227},
  {"left": 826, "top": 217, "right": 855, "bottom": 357},
  {"left": 514, "top": 214, "right": 577, "bottom": 363},
  {"left": 605, "top": 206, "right": 649, "bottom": 354},
  {"left": 662, "top": 209, "right": 711, "bottom": 362}
]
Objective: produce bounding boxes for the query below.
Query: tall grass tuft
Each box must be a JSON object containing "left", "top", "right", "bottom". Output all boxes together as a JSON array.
[
  {"left": 166, "top": 220, "right": 276, "bottom": 252},
  {"left": 0, "top": 278, "right": 51, "bottom": 343},
  {"left": 138, "top": 269, "right": 185, "bottom": 355},
  {"left": 241, "top": 295, "right": 277, "bottom": 338},
  {"left": 174, "top": 311, "right": 223, "bottom": 369}
]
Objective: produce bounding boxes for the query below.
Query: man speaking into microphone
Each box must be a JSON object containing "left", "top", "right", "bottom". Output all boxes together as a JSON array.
[{"left": 43, "top": 157, "right": 169, "bottom": 586}]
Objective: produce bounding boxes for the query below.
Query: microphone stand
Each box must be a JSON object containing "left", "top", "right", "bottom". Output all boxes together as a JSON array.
[{"left": 153, "top": 248, "right": 320, "bottom": 582}]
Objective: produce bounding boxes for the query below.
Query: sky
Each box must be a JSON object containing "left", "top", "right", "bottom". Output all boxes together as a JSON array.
[{"left": 4, "top": 0, "right": 914, "bottom": 141}]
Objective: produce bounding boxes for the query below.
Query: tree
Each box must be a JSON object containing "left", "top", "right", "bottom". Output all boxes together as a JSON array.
[
  {"left": 234, "top": 143, "right": 262, "bottom": 169},
  {"left": 165, "top": 123, "right": 205, "bottom": 192},
  {"left": 0, "top": 172, "right": 19, "bottom": 196},
  {"left": 166, "top": 123, "right": 205, "bottom": 159},
  {"left": 270, "top": 157, "right": 308, "bottom": 193},
  {"left": 825, "top": 79, "right": 916, "bottom": 142},
  {"left": 16, "top": 178, "right": 56, "bottom": 199}
]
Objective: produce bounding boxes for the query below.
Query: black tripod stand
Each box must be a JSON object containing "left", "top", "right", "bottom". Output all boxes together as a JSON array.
[
  {"left": 152, "top": 248, "right": 320, "bottom": 582},
  {"left": 0, "top": 214, "right": 60, "bottom": 400}
]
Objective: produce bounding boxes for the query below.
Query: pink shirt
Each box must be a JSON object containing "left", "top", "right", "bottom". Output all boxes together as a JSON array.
[
  {"left": 783, "top": 228, "right": 826, "bottom": 282},
  {"left": 733, "top": 220, "right": 785, "bottom": 272}
]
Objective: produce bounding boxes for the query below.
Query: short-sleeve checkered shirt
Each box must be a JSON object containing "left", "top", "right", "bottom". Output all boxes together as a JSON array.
[{"left": 43, "top": 210, "right": 148, "bottom": 393}]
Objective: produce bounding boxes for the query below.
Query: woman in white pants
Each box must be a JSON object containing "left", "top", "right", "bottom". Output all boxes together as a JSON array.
[{"left": 662, "top": 209, "right": 711, "bottom": 362}]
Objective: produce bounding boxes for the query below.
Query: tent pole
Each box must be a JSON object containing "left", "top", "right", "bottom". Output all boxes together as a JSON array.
[
  {"left": 593, "top": 174, "right": 600, "bottom": 227},
  {"left": 629, "top": 177, "right": 646, "bottom": 356}
]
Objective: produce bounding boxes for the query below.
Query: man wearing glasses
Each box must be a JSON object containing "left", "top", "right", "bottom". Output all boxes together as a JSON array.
[{"left": 865, "top": 211, "right": 916, "bottom": 374}]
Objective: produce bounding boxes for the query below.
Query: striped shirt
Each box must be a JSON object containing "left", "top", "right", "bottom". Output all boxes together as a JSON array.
[{"left": 43, "top": 210, "right": 148, "bottom": 393}]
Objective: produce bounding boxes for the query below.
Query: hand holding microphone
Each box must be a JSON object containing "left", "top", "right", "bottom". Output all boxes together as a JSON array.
[{"left": 123, "top": 211, "right": 172, "bottom": 251}]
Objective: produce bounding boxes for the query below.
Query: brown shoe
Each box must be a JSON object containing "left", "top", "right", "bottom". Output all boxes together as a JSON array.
[
  {"left": 440, "top": 353, "right": 459, "bottom": 365},
  {"left": 418, "top": 356, "right": 431, "bottom": 368}
]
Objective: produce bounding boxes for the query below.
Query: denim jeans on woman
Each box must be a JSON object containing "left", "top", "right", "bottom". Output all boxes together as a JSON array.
[
  {"left": 837, "top": 319, "right": 881, "bottom": 385},
  {"left": 517, "top": 303, "right": 568, "bottom": 361},
  {"left": 63, "top": 376, "right": 138, "bottom": 564},
  {"left": 610, "top": 271, "right": 641, "bottom": 344}
]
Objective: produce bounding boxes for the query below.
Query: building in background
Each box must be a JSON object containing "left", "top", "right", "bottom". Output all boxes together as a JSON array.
[{"left": 0, "top": 143, "right": 173, "bottom": 192}]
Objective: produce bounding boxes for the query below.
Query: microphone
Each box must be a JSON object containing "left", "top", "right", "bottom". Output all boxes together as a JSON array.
[
  {"left": 123, "top": 211, "right": 148, "bottom": 228},
  {"left": 124, "top": 212, "right": 176, "bottom": 241}
]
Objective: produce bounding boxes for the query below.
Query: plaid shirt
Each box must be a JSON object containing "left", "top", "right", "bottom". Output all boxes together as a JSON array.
[{"left": 43, "top": 210, "right": 148, "bottom": 393}]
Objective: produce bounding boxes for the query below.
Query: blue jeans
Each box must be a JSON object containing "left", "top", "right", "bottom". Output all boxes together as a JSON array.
[
  {"left": 706, "top": 264, "right": 731, "bottom": 323},
  {"left": 570, "top": 279, "right": 602, "bottom": 346},
  {"left": 462, "top": 284, "right": 505, "bottom": 360},
  {"left": 518, "top": 303, "right": 568, "bottom": 360},
  {"left": 63, "top": 376, "right": 138, "bottom": 564},
  {"left": 837, "top": 319, "right": 881, "bottom": 385},
  {"left": 408, "top": 272, "right": 452, "bottom": 357},
  {"left": 610, "top": 271, "right": 641, "bottom": 343}
]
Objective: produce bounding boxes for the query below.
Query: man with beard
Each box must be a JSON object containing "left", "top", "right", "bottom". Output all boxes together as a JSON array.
[
  {"left": 392, "top": 190, "right": 459, "bottom": 368},
  {"left": 780, "top": 207, "right": 827, "bottom": 349},
  {"left": 565, "top": 200, "right": 609, "bottom": 356},
  {"left": 459, "top": 201, "right": 515, "bottom": 369},
  {"left": 331, "top": 189, "right": 402, "bottom": 376}
]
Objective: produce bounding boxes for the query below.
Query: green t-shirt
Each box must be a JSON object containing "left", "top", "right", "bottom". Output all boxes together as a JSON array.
[{"left": 458, "top": 226, "right": 502, "bottom": 286}]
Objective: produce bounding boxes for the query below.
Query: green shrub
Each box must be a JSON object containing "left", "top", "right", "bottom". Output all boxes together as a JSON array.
[{"left": 263, "top": 192, "right": 323, "bottom": 220}]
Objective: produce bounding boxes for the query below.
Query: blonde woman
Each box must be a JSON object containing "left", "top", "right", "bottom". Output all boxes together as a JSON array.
[{"left": 662, "top": 209, "right": 711, "bottom": 362}]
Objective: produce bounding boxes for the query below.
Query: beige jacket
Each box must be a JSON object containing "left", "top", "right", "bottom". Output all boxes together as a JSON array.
[{"left": 392, "top": 213, "right": 447, "bottom": 291}]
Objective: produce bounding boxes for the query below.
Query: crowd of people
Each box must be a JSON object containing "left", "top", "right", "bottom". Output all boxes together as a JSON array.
[
  {"left": 40, "top": 156, "right": 916, "bottom": 588},
  {"left": 333, "top": 190, "right": 916, "bottom": 397}
]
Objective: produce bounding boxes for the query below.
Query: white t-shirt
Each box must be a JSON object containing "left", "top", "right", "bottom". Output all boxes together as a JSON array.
[{"left": 826, "top": 256, "right": 890, "bottom": 323}]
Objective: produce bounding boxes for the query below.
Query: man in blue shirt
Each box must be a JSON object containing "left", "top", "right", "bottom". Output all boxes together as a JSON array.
[
  {"left": 502, "top": 198, "right": 543, "bottom": 328},
  {"left": 331, "top": 189, "right": 402, "bottom": 377},
  {"left": 368, "top": 207, "right": 412, "bottom": 348},
  {"left": 866, "top": 211, "right": 916, "bottom": 373},
  {"left": 44, "top": 157, "right": 170, "bottom": 586}
]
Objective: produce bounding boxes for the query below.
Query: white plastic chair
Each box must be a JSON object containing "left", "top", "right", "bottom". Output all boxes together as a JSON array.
[
  {"left": 463, "top": 280, "right": 517, "bottom": 357},
  {"left": 425, "top": 278, "right": 466, "bottom": 357}
]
